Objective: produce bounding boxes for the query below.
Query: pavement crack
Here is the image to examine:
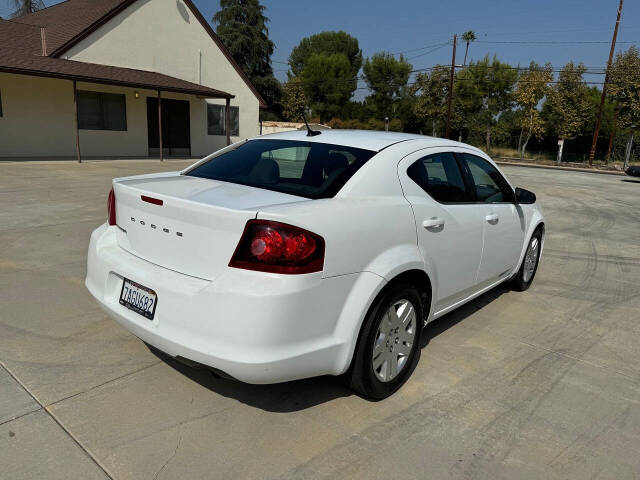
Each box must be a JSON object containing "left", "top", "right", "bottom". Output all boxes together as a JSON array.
[
  {"left": 46, "top": 360, "right": 162, "bottom": 408},
  {"left": 0, "top": 359, "right": 116, "bottom": 480},
  {"left": 152, "top": 428, "right": 183, "bottom": 480}
]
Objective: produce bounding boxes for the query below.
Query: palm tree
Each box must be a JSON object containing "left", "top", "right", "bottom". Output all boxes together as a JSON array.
[
  {"left": 9, "top": 0, "right": 46, "bottom": 18},
  {"left": 462, "top": 30, "right": 476, "bottom": 66}
]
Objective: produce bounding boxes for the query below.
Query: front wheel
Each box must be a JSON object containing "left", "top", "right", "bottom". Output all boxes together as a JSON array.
[
  {"left": 346, "top": 283, "right": 423, "bottom": 400},
  {"left": 512, "top": 228, "right": 543, "bottom": 291}
]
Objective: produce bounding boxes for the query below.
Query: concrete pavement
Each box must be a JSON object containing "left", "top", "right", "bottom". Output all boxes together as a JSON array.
[{"left": 1, "top": 160, "right": 639, "bottom": 479}]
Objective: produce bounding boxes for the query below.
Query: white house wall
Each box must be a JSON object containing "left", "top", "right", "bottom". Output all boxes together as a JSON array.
[
  {"left": 64, "top": 0, "right": 260, "bottom": 152},
  {"left": 0, "top": 73, "right": 230, "bottom": 158},
  {"left": 0, "top": 73, "right": 77, "bottom": 157}
]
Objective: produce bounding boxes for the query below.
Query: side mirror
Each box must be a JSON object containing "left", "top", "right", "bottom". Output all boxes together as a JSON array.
[{"left": 514, "top": 187, "right": 536, "bottom": 205}]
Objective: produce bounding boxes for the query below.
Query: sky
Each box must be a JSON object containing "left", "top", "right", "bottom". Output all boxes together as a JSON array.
[{"left": 3, "top": 0, "right": 639, "bottom": 99}]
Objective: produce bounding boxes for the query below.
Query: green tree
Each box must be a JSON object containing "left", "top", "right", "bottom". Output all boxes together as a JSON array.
[
  {"left": 608, "top": 46, "right": 640, "bottom": 169},
  {"left": 288, "top": 32, "right": 362, "bottom": 121},
  {"left": 461, "top": 30, "right": 476, "bottom": 66},
  {"left": 300, "top": 53, "right": 355, "bottom": 122},
  {"left": 546, "top": 62, "right": 592, "bottom": 163},
  {"left": 281, "top": 78, "right": 307, "bottom": 122},
  {"left": 411, "top": 65, "right": 450, "bottom": 136},
  {"left": 213, "top": 0, "right": 281, "bottom": 113},
  {"left": 457, "top": 56, "right": 518, "bottom": 151},
  {"left": 362, "top": 52, "right": 412, "bottom": 119},
  {"left": 8, "top": 0, "right": 45, "bottom": 18},
  {"left": 515, "top": 62, "right": 553, "bottom": 158},
  {"left": 289, "top": 31, "right": 362, "bottom": 78}
]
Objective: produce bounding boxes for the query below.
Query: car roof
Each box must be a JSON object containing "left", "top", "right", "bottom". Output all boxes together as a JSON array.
[{"left": 254, "top": 129, "right": 463, "bottom": 152}]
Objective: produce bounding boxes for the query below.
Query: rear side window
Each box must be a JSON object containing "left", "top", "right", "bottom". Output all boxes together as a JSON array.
[
  {"left": 407, "top": 152, "right": 471, "bottom": 203},
  {"left": 461, "top": 153, "right": 514, "bottom": 203},
  {"left": 187, "top": 139, "right": 376, "bottom": 199}
]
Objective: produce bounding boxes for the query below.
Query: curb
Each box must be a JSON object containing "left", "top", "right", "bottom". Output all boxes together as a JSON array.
[{"left": 495, "top": 160, "right": 625, "bottom": 176}]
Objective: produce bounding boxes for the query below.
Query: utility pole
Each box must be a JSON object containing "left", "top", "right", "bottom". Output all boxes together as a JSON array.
[
  {"left": 445, "top": 34, "right": 457, "bottom": 139},
  {"left": 589, "top": 0, "right": 623, "bottom": 166}
]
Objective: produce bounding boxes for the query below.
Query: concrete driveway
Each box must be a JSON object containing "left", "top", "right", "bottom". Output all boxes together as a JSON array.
[{"left": 1, "top": 160, "right": 639, "bottom": 480}]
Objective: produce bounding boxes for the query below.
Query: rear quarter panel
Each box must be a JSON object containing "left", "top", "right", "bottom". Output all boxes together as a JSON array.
[{"left": 256, "top": 141, "right": 444, "bottom": 280}]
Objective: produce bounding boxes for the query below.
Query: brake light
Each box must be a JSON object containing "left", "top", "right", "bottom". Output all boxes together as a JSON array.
[
  {"left": 107, "top": 188, "right": 116, "bottom": 226},
  {"left": 229, "top": 220, "right": 325, "bottom": 274}
]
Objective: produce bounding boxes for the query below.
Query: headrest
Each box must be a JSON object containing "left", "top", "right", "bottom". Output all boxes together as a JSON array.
[
  {"left": 250, "top": 157, "right": 280, "bottom": 184},
  {"left": 324, "top": 152, "right": 349, "bottom": 174}
]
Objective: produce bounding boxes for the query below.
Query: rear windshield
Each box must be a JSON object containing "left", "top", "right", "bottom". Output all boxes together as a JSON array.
[{"left": 186, "top": 139, "right": 377, "bottom": 199}]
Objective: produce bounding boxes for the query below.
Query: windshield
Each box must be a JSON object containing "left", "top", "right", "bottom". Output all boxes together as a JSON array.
[{"left": 186, "top": 139, "right": 376, "bottom": 199}]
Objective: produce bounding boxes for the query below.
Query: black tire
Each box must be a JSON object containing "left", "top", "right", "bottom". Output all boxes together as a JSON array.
[
  {"left": 511, "top": 227, "right": 543, "bottom": 292},
  {"left": 346, "top": 283, "right": 423, "bottom": 400}
]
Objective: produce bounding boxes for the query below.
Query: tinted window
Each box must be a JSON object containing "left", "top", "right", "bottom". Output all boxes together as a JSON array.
[
  {"left": 207, "top": 104, "right": 239, "bottom": 136},
  {"left": 461, "top": 153, "right": 513, "bottom": 203},
  {"left": 407, "top": 152, "right": 470, "bottom": 203},
  {"left": 77, "top": 91, "right": 126, "bottom": 130},
  {"left": 187, "top": 139, "right": 376, "bottom": 199}
]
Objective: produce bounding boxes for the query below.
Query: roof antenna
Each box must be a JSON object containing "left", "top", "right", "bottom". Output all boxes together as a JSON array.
[{"left": 301, "top": 113, "right": 321, "bottom": 137}]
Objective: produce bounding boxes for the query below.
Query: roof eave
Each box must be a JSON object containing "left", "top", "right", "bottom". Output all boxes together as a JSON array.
[{"left": 0, "top": 65, "right": 234, "bottom": 98}]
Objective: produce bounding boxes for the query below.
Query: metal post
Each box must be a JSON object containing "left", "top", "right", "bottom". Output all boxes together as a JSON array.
[
  {"left": 606, "top": 107, "right": 619, "bottom": 164},
  {"left": 445, "top": 34, "right": 457, "bottom": 140},
  {"left": 157, "top": 90, "right": 163, "bottom": 161},
  {"left": 385, "top": 117, "right": 389, "bottom": 132},
  {"left": 225, "top": 97, "right": 231, "bottom": 146},
  {"left": 589, "top": 0, "right": 623, "bottom": 165},
  {"left": 72, "top": 80, "right": 81, "bottom": 163}
]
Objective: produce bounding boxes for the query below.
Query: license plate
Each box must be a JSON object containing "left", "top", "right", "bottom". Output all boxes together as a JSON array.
[{"left": 119, "top": 278, "right": 157, "bottom": 320}]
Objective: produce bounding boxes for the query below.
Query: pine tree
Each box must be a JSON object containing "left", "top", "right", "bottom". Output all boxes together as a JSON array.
[
  {"left": 213, "top": 0, "right": 281, "bottom": 113},
  {"left": 9, "top": 0, "right": 45, "bottom": 18}
]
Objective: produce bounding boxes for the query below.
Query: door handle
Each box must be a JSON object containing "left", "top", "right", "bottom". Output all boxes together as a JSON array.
[
  {"left": 485, "top": 213, "right": 499, "bottom": 224},
  {"left": 423, "top": 217, "right": 445, "bottom": 229}
]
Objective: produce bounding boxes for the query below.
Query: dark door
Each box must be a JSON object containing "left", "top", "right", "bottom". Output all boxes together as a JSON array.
[{"left": 147, "top": 97, "right": 191, "bottom": 157}]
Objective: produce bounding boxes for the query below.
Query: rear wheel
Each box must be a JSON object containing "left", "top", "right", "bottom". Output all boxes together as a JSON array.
[
  {"left": 512, "top": 228, "right": 542, "bottom": 291},
  {"left": 346, "top": 283, "right": 422, "bottom": 400}
]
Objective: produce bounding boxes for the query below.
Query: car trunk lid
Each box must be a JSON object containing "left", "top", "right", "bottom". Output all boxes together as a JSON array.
[{"left": 113, "top": 173, "right": 307, "bottom": 280}]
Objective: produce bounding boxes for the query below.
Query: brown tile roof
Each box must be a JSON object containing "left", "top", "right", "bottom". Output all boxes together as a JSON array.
[
  {"left": 0, "top": 17, "right": 232, "bottom": 98},
  {"left": 13, "top": 0, "right": 132, "bottom": 56},
  {"left": 4, "top": 0, "right": 266, "bottom": 106}
]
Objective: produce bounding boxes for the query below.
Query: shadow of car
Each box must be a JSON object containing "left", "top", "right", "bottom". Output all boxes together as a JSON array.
[{"left": 147, "top": 284, "right": 510, "bottom": 411}]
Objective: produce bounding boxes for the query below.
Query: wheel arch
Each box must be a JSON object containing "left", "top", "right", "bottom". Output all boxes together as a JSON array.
[{"left": 335, "top": 267, "right": 434, "bottom": 376}]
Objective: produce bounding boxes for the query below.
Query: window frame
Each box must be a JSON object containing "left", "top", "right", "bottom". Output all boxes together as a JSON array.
[
  {"left": 406, "top": 151, "right": 476, "bottom": 205},
  {"left": 457, "top": 152, "right": 515, "bottom": 204},
  {"left": 0, "top": 88, "right": 3, "bottom": 117},
  {"left": 207, "top": 104, "right": 239, "bottom": 137},
  {"left": 77, "top": 90, "right": 127, "bottom": 131}
]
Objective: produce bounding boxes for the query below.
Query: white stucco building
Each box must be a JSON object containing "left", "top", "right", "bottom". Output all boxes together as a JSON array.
[{"left": 0, "top": 0, "right": 265, "bottom": 160}]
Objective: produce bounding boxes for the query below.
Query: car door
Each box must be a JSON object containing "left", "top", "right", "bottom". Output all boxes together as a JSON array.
[
  {"left": 459, "top": 152, "right": 525, "bottom": 285},
  {"left": 398, "top": 149, "right": 485, "bottom": 312}
]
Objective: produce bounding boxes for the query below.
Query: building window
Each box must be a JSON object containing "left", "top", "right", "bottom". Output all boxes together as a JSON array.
[
  {"left": 207, "top": 104, "right": 239, "bottom": 136},
  {"left": 77, "top": 91, "right": 127, "bottom": 131}
]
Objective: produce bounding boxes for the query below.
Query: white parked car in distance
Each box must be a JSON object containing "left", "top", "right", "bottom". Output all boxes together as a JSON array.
[{"left": 86, "top": 130, "right": 544, "bottom": 400}]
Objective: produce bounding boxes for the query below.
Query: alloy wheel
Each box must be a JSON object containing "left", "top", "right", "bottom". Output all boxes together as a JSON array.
[
  {"left": 371, "top": 299, "right": 416, "bottom": 382},
  {"left": 523, "top": 236, "right": 539, "bottom": 283}
]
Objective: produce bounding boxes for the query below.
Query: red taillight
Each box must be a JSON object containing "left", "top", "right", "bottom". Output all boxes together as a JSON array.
[
  {"left": 107, "top": 188, "right": 116, "bottom": 226},
  {"left": 229, "top": 220, "right": 325, "bottom": 274}
]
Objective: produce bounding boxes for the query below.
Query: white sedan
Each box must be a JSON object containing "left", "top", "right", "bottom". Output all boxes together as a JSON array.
[{"left": 86, "top": 130, "right": 544, "bottom": 400}]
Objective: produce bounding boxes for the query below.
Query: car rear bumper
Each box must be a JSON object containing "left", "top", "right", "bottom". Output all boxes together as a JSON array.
[{"left": 86, "top": 223, "right": 379, "bottom": 383}]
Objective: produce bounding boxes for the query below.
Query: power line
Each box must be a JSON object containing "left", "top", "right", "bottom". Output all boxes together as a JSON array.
[
  {"left": 476, "top": 40, "right": 638, "bottom": 44},
  {"left": 391, "top": 41, "right": 451, "bottom": 56},
  {"left": 406, "top": 43, "right": 451, "bottom": 60}
]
